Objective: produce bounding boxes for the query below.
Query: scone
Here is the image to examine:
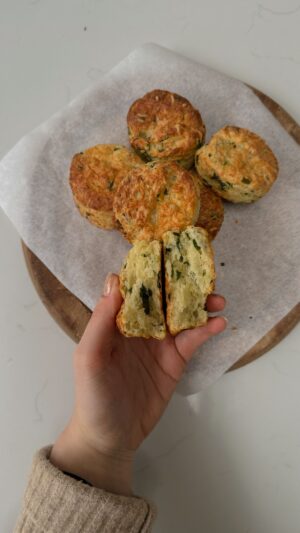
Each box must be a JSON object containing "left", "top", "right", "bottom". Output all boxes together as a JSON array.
[
  {"left": 117, "top": 240, "right": 166, "bottom": 339},
  {"left": 127, "top": 89, "right": 206, "bottom": 169},
  {"left": 190, "top": 170, "right": 224, "bottom": 239},
  {"left": 113, "top": 161, "right": 200, "bottom": 243},
  {"left": 163, "top": 226, "right": 215, "bottom": 335},
  {"left": 195, "top": 126, "right": 278, "bottom": 203},
  {"left": 69, "top": 144, "right": 142, "bottom": 229}
]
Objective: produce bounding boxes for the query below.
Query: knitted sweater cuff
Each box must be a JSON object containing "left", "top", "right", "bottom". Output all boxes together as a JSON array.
[{"left": 14, "top": 446, "right": 155, "bottom": 532}]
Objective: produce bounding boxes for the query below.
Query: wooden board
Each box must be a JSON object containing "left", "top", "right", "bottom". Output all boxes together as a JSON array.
[{"left": 21, "top": 86, "right": 300, "bottom": 372}]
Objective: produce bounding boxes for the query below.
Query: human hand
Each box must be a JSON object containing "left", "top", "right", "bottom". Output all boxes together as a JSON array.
[{"left": 50, "top": 273, "right": 226, "bottom": 495}]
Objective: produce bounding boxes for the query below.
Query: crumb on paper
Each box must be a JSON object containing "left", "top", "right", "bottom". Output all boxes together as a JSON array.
[
  {"left": 231, "top": 326, "right": 238, "bottom": 331},
  {"left": 83, "top": 26, "right": 87, "bottom": 31},
  {"left": 220, "top": 262, "right": 225, "bottom": 266}
]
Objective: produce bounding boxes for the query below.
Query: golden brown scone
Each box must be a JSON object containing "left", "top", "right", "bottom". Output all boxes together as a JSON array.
[
  {"left": 127, "top": 89, "right": 206, "bottom": 169},
  {"left": 69, "top": 144, "right": 142, "bottom": 229},
  {"left": 117, "top": 240, "right": 166, "bottom": 339},
  {"left": 190, "top": 170, "right": 224, "bottom": 239},
  {"left": 163, "top": 226, "right": 215, "bottom": 335},
  {"left": 195, "top": 126, "right": 278, "bottom": 203},
  {"left": 113, "top": 161, "right": 200, "bottom": 243}
]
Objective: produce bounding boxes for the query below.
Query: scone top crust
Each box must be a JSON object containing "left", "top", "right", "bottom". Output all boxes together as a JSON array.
[
  {"left": 195, "top": 126, "right": 278, "bottom": 203},
  {"left": 127, "top": 89, "right": 206, "bottom": 168},
  {"left": 113, "top": 161, "right": 201, "bottom": 243},
  {"left": 69, "top": 144, "right": 142, "bottom": 213},
  {"left": 190, "top": 170, "right": 224, "bottom": 239}
]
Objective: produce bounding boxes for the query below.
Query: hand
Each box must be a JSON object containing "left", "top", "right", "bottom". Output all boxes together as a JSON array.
[{"left": 50, "top": 273, "right": 226, "bottom": 495}]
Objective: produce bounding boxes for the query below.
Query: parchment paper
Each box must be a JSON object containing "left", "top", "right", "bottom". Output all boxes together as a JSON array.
[{"left": 0, "top": 43, "right": 299, "bottom": 395}]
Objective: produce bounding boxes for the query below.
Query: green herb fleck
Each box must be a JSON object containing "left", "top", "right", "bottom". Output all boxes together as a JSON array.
[
  {"left": 173, "top": 233, "right": 181, "bottom": 251},
  {"left": 184, "top": 260, "right": 190, "bottom": 266},
  {"left": 124, "top": 286, "right": 132, "bottom": 294},
  {"left": 202, "top": 269, "right": 206, "bottom": 276},
  {"left": 193, "top": 239, "right": 201, "bottom": 251},
  {"left": 108, "top": 180, "right": 114, "bottom": 191},
  {"left": 135, "top": 148, "right": 152, "bottom": 162},
  {"left": 176, "top": 270, "right": 181, "bottom": 280},
  {"left": 242, "top": 177, "right": 252, "bottom": 184},
  {"left": 138, "top": 131, "right": 148, "bottom": 139},
  {"left": 179, "top": 255, "right": 183, "bottom": 262},
  {"left": 165, "top": 247, "right": 171, "bottom": 253},
  {"left": 211, "top": 173, "right": 233, "bottom": 191},
  {"left": 139, "top": 284, "right": 152, "bottom": 315},
  {"left": 186, "top": 232, "right": 191, "bottom": 240},
  {"left": 164, "top": 188, "right": 168, "bottom": 195}
]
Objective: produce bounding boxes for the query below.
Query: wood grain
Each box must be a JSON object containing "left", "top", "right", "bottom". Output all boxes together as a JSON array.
[{"left": 21, "top": 86, "right": 300, "bottom": 370}]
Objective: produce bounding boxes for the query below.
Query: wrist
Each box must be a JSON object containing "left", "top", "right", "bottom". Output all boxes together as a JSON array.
[{"left": 50, "top": 420, "right": 134, "bottom": 496}]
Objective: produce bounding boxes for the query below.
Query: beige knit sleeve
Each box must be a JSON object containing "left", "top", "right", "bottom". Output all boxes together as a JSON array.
[{"left": 14, "top": 446, "right": 156, "bottom": 533}]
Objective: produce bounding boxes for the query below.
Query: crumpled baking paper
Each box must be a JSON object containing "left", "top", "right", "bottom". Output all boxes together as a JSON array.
[{"left": 0, "top": 43, "right": 299, "bottom": 395}]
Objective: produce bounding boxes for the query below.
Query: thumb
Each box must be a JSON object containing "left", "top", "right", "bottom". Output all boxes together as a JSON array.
[
  {"left": 77, "top": 273, "right": 123, "bottom": 360},
  {"left": 175, "top": 316, "right": 227, "bottom": 362}
]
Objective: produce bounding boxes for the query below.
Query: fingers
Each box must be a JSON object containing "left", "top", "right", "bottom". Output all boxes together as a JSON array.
[
  {"left": 77, "top": 273, "right": 123, "bottom": 361},
  {"left": 206, "top": 294, "right": 226, "bottom": 313},
  {"left": 175, "top": 316, "right": 227, "bottom": 362}
]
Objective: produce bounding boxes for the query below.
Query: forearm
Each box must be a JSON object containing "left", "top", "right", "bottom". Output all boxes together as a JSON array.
[
  {"left": 50, "top": 420, "right": 133, "bottom": 496},
  {"left": 15, "top": 447, "right": 155, "bottom": 533}
]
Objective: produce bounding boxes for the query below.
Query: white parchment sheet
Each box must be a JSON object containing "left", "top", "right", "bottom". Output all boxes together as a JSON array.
[{"left": 0, "top": 44, "right": 299, "bottom": 395}]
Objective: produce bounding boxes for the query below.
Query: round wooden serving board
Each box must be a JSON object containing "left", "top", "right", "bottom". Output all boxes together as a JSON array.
[{"left": 22, "top": 87, "right": 300, "bottom": 372}]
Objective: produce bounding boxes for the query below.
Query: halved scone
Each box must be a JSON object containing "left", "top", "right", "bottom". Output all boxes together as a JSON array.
[
  {"left": 163, "top": 226, "right": 215, "bottom": 335},
  {"left": 117, "top": 240, "right": 166, "bottom": 339}
]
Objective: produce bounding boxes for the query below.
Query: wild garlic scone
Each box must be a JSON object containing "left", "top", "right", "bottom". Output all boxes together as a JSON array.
[
  {"left": 69, "top": 144, "right": 142, "bottom": 229},
  {"left": 190, "top": 171, "right": 224, "bottom": 239},
  {"left": 113, "top": 161, "right": 200, "bottom": 243},
  {"left": 163, "top": 226, "right": 215, "bottom": 335},
  {"left": 117, "top": 240, "right": 166, "bottom": 339},
  {"left": 195, "top": 126, "right": 278, "bottom": 203},
  {"left": 127, "top": 89, "right": 206, "bottom": 169}
]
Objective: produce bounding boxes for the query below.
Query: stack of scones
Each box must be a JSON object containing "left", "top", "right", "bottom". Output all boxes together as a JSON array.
[{"left": 69, "top": 89, "right": 278, "bottom": 339}]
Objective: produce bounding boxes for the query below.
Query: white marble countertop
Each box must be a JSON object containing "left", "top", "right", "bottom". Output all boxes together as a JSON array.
[{"left": 0, "top": 1, "right": 299, "bottom": 531}]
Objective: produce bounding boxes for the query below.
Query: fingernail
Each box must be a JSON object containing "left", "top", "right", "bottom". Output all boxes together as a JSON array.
[
  {"left": 223, "top": 316, "right": 228, "bottom": 324},
  {"left": 213, "top": 293, "right": 226, "bottom": 302},
  {"left": 103, "top": 273, "right": 114, "bottom": 296}
]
